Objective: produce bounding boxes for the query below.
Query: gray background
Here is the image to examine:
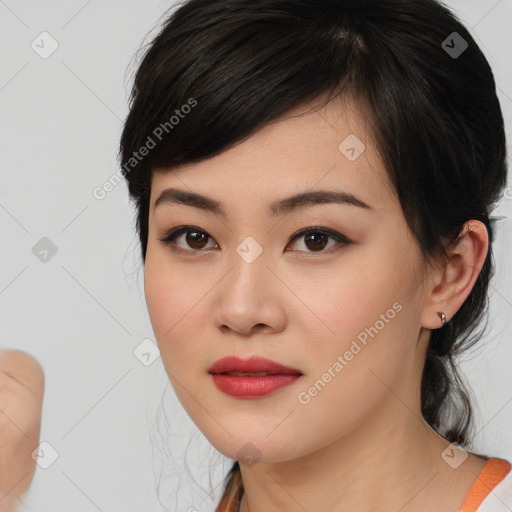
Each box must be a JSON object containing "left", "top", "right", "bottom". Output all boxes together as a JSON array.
[{"left": 0, "top": 1, "right": 511, "bottom": 511}]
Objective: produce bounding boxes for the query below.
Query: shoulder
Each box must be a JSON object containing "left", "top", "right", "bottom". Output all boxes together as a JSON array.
[{"left": 474, "top": 457, "right": 512, "bottom": 512}]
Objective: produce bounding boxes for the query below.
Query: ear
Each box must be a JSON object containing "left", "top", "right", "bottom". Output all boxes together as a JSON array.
[{"left": 421, "top": 220, "right": 489, "bottom": 330}]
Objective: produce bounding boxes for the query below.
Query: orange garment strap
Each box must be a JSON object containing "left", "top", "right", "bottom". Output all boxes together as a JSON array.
[{"left": 460, "top": 457, "right": 511, "bottom": 512}]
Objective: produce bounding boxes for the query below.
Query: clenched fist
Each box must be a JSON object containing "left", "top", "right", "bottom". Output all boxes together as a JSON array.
[{"left": 0, "top": 350, "right": 44, "bottom": 511}]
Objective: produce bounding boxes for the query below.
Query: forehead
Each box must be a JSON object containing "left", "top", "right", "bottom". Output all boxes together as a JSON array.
[{"left": 149, "top": 95, "right": 395, "bottom": 217}]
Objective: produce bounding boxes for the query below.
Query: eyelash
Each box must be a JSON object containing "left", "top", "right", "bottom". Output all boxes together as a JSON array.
[{"left": 158, "top": 225, "right": 351, "bottom": 255}]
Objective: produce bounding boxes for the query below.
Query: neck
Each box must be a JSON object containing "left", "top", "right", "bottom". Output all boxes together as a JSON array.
[{"left": 237, "top": 401, "right": 458, "bottom": 512}]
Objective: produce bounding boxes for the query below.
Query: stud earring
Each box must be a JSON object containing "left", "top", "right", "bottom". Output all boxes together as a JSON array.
[{"left": 438, "top": 312, "right": 447, "bottom": 326}]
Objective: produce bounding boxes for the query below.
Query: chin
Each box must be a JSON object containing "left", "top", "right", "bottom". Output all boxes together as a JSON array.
[{"left": 202, "top": 429, "right": 306, "bottom": 466}]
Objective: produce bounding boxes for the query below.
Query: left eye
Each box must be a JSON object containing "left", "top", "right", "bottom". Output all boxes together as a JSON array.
[
  {"left": 288, "top": 228, "right": 350, "bottom": 253},
  {"left": 159, "top": 226, "right": 351, "bottom": 254}
]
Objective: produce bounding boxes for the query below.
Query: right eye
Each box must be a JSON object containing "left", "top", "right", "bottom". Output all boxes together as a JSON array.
[{"left": 159, "top": 226, "right": 218, "bottom": 253}]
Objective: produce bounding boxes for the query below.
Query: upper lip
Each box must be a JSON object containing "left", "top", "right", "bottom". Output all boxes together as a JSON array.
[{"left": 208, "top": 356, "right": 303, "bottom": 375}]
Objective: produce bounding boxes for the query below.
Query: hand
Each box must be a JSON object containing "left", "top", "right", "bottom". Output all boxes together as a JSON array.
[{"left": 0, "top": 350, "right": 45, "bottom": 511}]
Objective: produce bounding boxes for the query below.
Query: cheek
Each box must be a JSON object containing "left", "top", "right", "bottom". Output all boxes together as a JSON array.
[
  {"left": 143, "top": 251, "right": 219, "bottom": 389},
  {"left": 295, "top": 243, "right": 417, "bottom": 383},
  {"left": 293, "top": 257, "right": 395, "bottom": 346},
  {"left": 144, "top": 254, "right": 196, "bottom": 353}
]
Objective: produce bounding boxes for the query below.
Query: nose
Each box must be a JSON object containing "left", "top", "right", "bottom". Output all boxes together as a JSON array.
[{"left": 211, "top": 248, "right": 287, "bottom": 337}]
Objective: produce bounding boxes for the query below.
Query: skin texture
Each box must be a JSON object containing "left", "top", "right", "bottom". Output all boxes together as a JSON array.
[
  {"left": 144, "top": 95, "right": 489, "bottom": 512},
  {"left": 0, "top": 350, "right": 44, "bottom": 512}
]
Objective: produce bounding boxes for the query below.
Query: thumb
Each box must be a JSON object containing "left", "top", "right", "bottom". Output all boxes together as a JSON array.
[{"left": 0, "top": 350, "right": 45, "bottom": 512}]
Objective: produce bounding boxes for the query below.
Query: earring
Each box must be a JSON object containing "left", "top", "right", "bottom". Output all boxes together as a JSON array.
[{"left": 438, "top": 312, "right": 447, "bottom": 326}]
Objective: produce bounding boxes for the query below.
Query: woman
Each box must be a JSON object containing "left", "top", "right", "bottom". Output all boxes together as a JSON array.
[{"left": 119, "top": 0, "right": 511, "bottom": 510}]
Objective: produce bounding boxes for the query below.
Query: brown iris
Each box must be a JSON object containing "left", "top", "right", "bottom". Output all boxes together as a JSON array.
[
  {"left": 303, "top": 232, "right": 329, "bottom": 251},
  {"left": 185, "top": 230, "right": 209, "bottom": 249}
]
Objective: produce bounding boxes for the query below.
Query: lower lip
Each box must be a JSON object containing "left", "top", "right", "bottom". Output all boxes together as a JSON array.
[{"left": 211, "top": 373, "right": 302, "bottom": 397}]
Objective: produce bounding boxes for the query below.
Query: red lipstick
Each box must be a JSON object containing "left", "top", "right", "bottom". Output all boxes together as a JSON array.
[{"left": 208, "top": 356, "right": 303, "bottom": 398}]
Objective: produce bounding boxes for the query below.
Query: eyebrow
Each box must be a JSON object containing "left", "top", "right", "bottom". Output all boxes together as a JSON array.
[{"left": 153, "top": 187, "right": 373, "bottom": 217}]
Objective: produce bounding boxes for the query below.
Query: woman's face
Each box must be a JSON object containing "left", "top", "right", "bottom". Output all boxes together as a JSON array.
[{"left": 144, "top": 96, "right": 435, "bottom": 464}]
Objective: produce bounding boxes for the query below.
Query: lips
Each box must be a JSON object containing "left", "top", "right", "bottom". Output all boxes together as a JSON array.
[
  {"left": 208, "top": 356, "right": 302, "bottom": 376},
  {"left": 209, "top": 356, "right": 303, "bottom": 398}
]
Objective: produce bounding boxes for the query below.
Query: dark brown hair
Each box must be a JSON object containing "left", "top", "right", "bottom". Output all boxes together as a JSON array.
[{"left": 119, "top": 0, "right": 508, "bottom": 509}]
